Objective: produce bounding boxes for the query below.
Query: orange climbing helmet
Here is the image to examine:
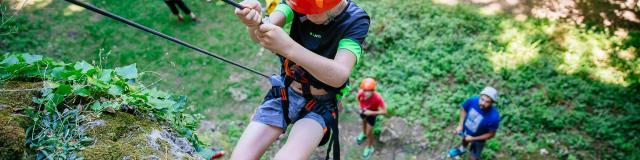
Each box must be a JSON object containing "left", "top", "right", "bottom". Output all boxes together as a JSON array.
[
  {"left": 360, "top": 78, "right": 376, "bottom": 91},
  {"left": 286, "top": 0, "right": 342, "bottom": 14}
]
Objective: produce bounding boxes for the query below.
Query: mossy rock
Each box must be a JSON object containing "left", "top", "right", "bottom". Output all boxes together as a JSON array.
[
  {"left": 79, "top": 112, "right": 198, "bottom": 160},
  {"left": 0, "top": 80, "right": 41, "bottom": 160},
  {"left": 0, "top": 110, "right": 26, "bottom": 160},
  {"left": 0, "top": 80, "right": 42, "bottom": 112},
  {"left": 0, "top": 80, "right": 200, "bottom": 159}
]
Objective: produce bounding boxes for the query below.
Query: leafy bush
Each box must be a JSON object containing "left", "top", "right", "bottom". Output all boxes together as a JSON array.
[
  {"left": 25, "top": 108, "right": 93, "bottom": 159},
  {"left": 1, "top": 53, "right": 204, "bottom": 159}
]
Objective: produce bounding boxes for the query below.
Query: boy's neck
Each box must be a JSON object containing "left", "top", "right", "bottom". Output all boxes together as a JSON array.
[
  {"left": 332, "top": 0, "right": 348, "bottom": 15},
  {"left": 322, "top": 0, "right": 348, "bottom": 24}
]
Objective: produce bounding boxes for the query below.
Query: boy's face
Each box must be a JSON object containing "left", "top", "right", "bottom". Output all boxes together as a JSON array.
[
  {"left": 305, "top": 0, "right": 344, "bottom": 24},
  {"left": 363, "top": 90, "right": 374, "bottom": 99}
]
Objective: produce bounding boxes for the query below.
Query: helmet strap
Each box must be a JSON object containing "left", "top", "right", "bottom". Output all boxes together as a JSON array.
[{"left": 322, "top": 0, "right": 347, "bottom": 25}]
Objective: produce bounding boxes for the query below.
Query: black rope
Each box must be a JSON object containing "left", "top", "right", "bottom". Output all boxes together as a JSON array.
[
  {"left": 64, "top": 0, "right": 269, "bottom": 78},
  {"left": 220, "top": 0, "right": 265, "bottom": 25},
  {"left": 221, "top": 0, "right": 246, "bottom": 9}
]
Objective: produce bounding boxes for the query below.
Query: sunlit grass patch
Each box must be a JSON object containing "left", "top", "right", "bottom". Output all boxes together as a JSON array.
[
  {"left": 489, "top": 21, "right": 543, "bottom": 70},
  {"left": 554, "top": 24, "right": 634, "bottom": 86},
  {"left": 487, "top": 16, "right": 637, "bottom": 86},
  {"left": 63, "top": 4, "right": 84, "bottom": 16},
  {"left": 7, "top": 0, "right": 52, "bottom": 10}
]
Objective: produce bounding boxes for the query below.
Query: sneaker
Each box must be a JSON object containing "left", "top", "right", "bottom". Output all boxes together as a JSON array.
[
  {"left": 356, "top": 132, "right": 366, "bottom": 145},
  {"left": 197, "top": 148, "right": 224, "bottom": 159},
  {"left": 177, "top": 15, "right": 184, "bottom": 22},
  {"left": 189, "top": 13, "right": 198, "bottom": 22},
  {"left": 448, "top": 147, "right": 465, "bottom": 158},
  {"left": 362, "top": 146, "right": 374, "bottom": 158}
]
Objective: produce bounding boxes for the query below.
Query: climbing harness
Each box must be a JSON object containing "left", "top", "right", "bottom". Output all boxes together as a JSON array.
[{"left": 264, "top": 58, "right": 344, "bottom": 160}]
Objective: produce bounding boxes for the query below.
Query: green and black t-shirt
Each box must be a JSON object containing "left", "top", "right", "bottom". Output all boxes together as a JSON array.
[{"left": 273, "top": 0, "right": 370, "bottom": 91}]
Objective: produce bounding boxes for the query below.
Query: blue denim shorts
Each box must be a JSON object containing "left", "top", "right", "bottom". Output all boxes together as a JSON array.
[{"left": 251, "top": 76, "right": 328, "bottom": 130}]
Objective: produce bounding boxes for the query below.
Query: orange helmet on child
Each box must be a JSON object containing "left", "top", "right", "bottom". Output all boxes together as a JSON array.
[
  {"left": 360, "top": 78, "right": 376, "bottom": 91},
  {"left": 286, "top": 0, "right": 342, "bottom": 14}
]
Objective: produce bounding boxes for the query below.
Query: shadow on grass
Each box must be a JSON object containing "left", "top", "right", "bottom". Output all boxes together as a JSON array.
[{"left": 433, "top": 0, "right": 640, "bottom": 33}]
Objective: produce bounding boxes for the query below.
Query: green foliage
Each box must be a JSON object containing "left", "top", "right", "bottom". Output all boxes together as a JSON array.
[
  {"left": 1, "top": 54, "right": 204, "bottom": 159},
  {"left": 25, "top": 107, "right": 93, "bottom": 160},
  {"left": 344, "top": 0, "right": 640, "bottom": 159},
  {"left": 1, "top": 0, "right": 274, "bottom": 150},
  {"left": 3, "top": 0, "right": 639, "bottom": 158},
  {"left": 0, "top": 0, "right": 270, "bottom": 116}
]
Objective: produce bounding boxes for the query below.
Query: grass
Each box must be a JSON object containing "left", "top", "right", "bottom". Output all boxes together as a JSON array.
[
  {"left": 2, "top": 0, "right": 276, "bottom": 153},
  {"left": 3, "top": 0, "right": 640, "bottom": 159},
  {"left": 1, "top": 0, "right": 273, "bottom": 117},
  {"left": 346, "top": 0, "right": 640, "bottom": 159}
]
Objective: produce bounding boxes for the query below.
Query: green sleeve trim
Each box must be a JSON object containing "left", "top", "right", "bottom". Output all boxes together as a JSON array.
[
  {"left": 338, "top": 38, "right": 362, "bottom": 65},
  {"left": 274, "top": 4, "right": 293, "bottom": 26},
  {"left": 336, "top": 85, "right": 351, "bottom": 100}
]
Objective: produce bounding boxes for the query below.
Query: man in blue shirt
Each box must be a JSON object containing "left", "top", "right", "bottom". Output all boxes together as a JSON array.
[{"left": 449, "top": 87, "right": 501, "bottom": 159}]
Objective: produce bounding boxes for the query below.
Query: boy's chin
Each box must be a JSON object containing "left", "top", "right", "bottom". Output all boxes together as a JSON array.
[{"left": 309, "top": 20, "right": 326, "bottom": 25}]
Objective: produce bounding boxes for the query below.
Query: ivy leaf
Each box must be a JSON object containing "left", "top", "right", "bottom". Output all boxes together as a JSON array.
[
  {"left": 90, "top": 101, "right": 102, "bottom": 111},
  {"left": 45, "top": 94, "right": 65, "bottom": 112},
  {"left": 21, "top": 54, "right": 43, "bottom": 64},
  {"left": 55, "top": 84, "right": 73, "bottom": 96},
  {"left": 98, "top": 69, "right": 113, "bottom": 83},
  {"left": 74, "top": 61, "right": 93, "bottom": 74},
  {"left": 1, "top": 55, "right": 19, "bottom": 65},
  {"left": 148, "top": 97, "right": 175, "bottom": 110},
  {"left": 64, "top": 69, "right": 82, "bottom": 81},
  {"left": 171, "top": 96, "right": 188, "bottom": 111},
  {"left": 107, "top": 85, "right": 124, "bottom": 96},
  {"left": 87, "top": 77, "right": 109, "bottom": 89},
  {"left": 115, "top": 64, "right": 137, "bottom": 79},
  {"left": 73, "top": 85, "right": 91, "bottom": 97},
  {"left": 49, "top": 67, "right": 65, "bottom": 80},
  {"left": 147, "top": 88, "right": 170, "bottom": 99}
]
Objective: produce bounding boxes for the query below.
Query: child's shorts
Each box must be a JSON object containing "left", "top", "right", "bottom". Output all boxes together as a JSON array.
[{"left": 251, "top": 76, "right": 330, "bottom": 130}]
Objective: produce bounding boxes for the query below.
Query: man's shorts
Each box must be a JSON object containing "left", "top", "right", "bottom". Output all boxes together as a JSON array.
[
  {"left": 463, "top": 132, "right": 485, "bottom": 158},
  {"left": 469, "top": 141, "right": 485, "bottom": 158},
  {"left": 251, "top": 76, "right": 331, "bottom": 130}
]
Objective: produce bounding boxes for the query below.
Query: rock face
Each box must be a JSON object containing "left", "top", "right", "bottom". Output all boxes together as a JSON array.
[
  {"left": 0, "top": 110, "right": 26, "bottom": 160},
  {"left": 146, "top": 129, "right": 197, "bottom": 158},
  {"left": 0, "top": 81, "right": 42, "bottom": 160},
  {"left": 77, "top": 110, "right": 200, "bottom": 160},
  {"left": 0, "top": 80, "right": 201, "bottom": 160},
  {"left": 378, "top": 117, "right": 428, "bottom": 149}
]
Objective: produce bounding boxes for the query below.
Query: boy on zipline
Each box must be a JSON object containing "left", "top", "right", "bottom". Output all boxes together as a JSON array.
[
  {"left": 230, "top": 0, "right": 370, "bottom": 159},
  {"left": 355, "top": 78, "right": 387, "bottom": 158}
]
